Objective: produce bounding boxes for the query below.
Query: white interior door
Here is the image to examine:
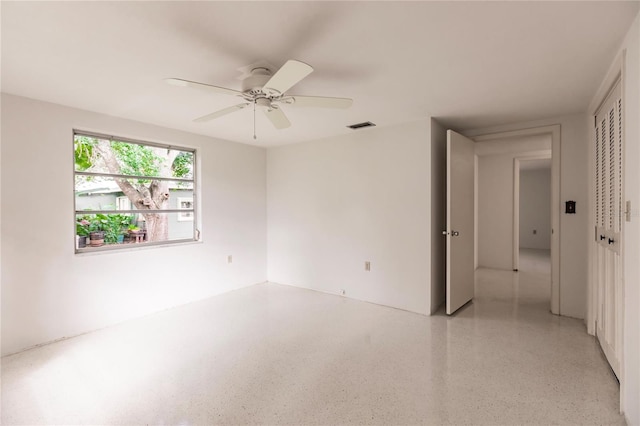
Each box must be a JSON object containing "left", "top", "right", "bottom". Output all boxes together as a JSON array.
[
  {"left": 594, "top": 79, "right": 623, "bottom": 378},
  {"left": 446, "top": 130, "right": 476, "bottom": 315}
]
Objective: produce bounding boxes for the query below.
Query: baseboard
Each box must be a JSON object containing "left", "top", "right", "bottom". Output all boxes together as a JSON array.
[{"left": 265, "top": 280, "right": 428, "bottom": 317}]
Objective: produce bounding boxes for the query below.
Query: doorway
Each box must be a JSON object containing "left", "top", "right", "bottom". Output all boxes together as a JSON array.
[
  {"left": 473, "top": 125, "right": 560, "bottom": 314},
  {"left": 515, "top": 157, "right": 552, "bottom": 280}
]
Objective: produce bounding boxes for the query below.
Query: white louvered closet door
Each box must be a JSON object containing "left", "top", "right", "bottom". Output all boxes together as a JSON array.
[{"left": 594, "top": 79, "right": 623, "bottom": 379}]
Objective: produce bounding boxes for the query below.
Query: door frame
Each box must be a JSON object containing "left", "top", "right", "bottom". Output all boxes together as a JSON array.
[
  {"left": 472, "top": 125, "right": 561, "bottom": 315},
  {"left": 513, "top": 154, "right": 552, "bottom": 272}
]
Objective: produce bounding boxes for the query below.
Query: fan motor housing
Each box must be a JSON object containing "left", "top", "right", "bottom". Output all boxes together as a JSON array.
[{"left": 242, "top": 67, "right": 272, "bottom": 96}]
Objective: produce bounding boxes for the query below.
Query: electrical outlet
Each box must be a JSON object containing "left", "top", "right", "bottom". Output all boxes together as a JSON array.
[
  {"left": 227, "top": 255, "right": 233, "bottom": 264},
  {"left": 365, "top": 261, "right": 371, "bottom": 271}
]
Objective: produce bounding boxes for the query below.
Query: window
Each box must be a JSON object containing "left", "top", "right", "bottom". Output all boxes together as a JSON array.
[
  {"left": 116, "top": 196, "right": 132, "bottom": 211},
  {"left": 74, "top": 131, "right": 197, "bottom": 252},
  {"left": 177, "top": 197, "right": 194, "bottom": 221}
]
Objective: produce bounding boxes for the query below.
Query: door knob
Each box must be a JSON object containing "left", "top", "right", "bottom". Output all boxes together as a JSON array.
[
  {"left": 442, "top": 230, "right": 449, "bottom": 236},
  {"left": 600, "top": 235, "right": 606, "bottom": 241},
  {"left": 452, "top": 231, "right": 460, "bottom": 237},
  {"left": 608, "top": 238, "right": 615, "bottom": 244}
]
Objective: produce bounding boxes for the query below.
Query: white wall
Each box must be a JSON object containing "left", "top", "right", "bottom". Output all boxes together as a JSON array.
[
  {"left": 267, "top": 120, "right": 431, "bottom": 315},
  {"left": 475, "top": 136, "right": 551, "bottom": 271},
  {"left": 430, "top": 119, "right": 447, "bottom": 314},
  {"left": 0, "top": 58, "right": 3, "bottom": 357},
  {"left": 477, "top": 153, "right": 514, "bottom": 270},
  {"left": 0, "top": 94, "right": 267, "bottom": 356},
  {"left": 478, "top": 154, "right": 510, "bottom": 270},
  {"left": 519, "top": 168, "right": 551, "bottom": 249},
  {"left": 466, "top": 113, "right": 589, "bottom": 320}
]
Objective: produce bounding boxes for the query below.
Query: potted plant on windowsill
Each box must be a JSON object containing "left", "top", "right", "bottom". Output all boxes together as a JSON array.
[
  {"left": 87, "top": 213, "right": 133, "bottom": 246},
  {"left": 88, "top": 216, "right": 106, "bottom": 247},
  {"left": 113, "top": 214, "right": 132, "bottom": 244},
  {"left": 127, "top": 224, "right": 146, "bottom": 243},
  {"left": 76, "top": 219, "right": 90, "bottom": 248},
  {"left": 101, "top": 213, "right": 131, "bottom": 245}
]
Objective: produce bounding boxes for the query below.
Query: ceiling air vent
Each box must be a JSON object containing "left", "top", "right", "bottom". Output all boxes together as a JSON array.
[{"left": 347, "top": 121, "right": 376, "bottom": 130}]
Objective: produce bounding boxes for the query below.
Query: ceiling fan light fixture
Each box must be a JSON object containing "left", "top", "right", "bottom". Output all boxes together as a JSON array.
[{"left": 255, "top": 98, "right": 272, "bottom": 108}]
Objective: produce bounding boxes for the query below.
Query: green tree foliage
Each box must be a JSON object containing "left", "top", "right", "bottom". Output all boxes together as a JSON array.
[
  {"left": 172, "top": 152, "right": 193, "bottom": 179},
  {"left": 110, "top": 141, "right": 160, "bottom": 178},
  {"left": 74, "top": 136, "right": 95, "bottom": 171}
]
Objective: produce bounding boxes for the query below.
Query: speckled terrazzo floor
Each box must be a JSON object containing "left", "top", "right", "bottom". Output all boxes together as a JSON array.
[{"left": 1, "top": 251, "right": 623, "bottom": 425}]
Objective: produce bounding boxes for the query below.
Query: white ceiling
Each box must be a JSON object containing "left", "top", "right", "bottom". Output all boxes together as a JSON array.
[{"left": 2, "top": 1, "right": 638, "bottom": 147}]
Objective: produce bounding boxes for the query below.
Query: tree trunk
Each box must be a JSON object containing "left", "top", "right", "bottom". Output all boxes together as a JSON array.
[
  {"left": 94, "top": 141, "right": 179, "bottom": 243},
  {"left": 144, "top": 179, "right": 170, "bottom": 242},
  {"left": 95, "top": 141, "right": 144, "bottom": 206},
  {"left": 143, "top": 212, "right": 169, "bottom": 242}
]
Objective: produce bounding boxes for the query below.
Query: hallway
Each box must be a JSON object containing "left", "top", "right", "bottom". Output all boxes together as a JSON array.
[
  {"left": 2, "top": 266, "right": 622, "bottom": 424},
  {"left": 519, "top": 247, "right": 552, "bottom": 275}
]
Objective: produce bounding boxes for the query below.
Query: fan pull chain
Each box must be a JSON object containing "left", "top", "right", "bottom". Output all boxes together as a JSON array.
[{"left": 253, "top": 101, "right": 257, "bottom": 140}]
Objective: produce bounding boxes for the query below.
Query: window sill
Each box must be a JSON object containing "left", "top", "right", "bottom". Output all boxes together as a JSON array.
[{"left": 75, "top": 239, "right": 202, "bottom": 256}]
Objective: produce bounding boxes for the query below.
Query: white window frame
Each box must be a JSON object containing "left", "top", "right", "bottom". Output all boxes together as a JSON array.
[
  {"left": 177, "top": 197, "right": 194, "bottom": 222},
  {"left": 74, "top": 130, "right": 198, "bottom": 253},
  {"left": 116, "top": 196, "right": 132, "bottom": 211}
]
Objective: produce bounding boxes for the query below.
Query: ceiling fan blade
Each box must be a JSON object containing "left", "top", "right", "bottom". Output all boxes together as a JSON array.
[
  {"left": 264, "top": 107, "right": 291, "bottom": 130},
  {"left": 165, "top": 78, "right": 241, "bottom": 97},
  {"left": 263, "top": 60, "right": 313, "bottom": 96},
  {"left": 193, "top": 103, "right": 250, "bottom": 123},
  {"left": 281, "top": 95, "right": 353, "bottom": 109}
]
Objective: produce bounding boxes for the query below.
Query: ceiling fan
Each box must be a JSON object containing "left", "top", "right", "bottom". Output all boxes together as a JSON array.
[{"left": 166, "top": 60, "right": 353, "bottom": 138}]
